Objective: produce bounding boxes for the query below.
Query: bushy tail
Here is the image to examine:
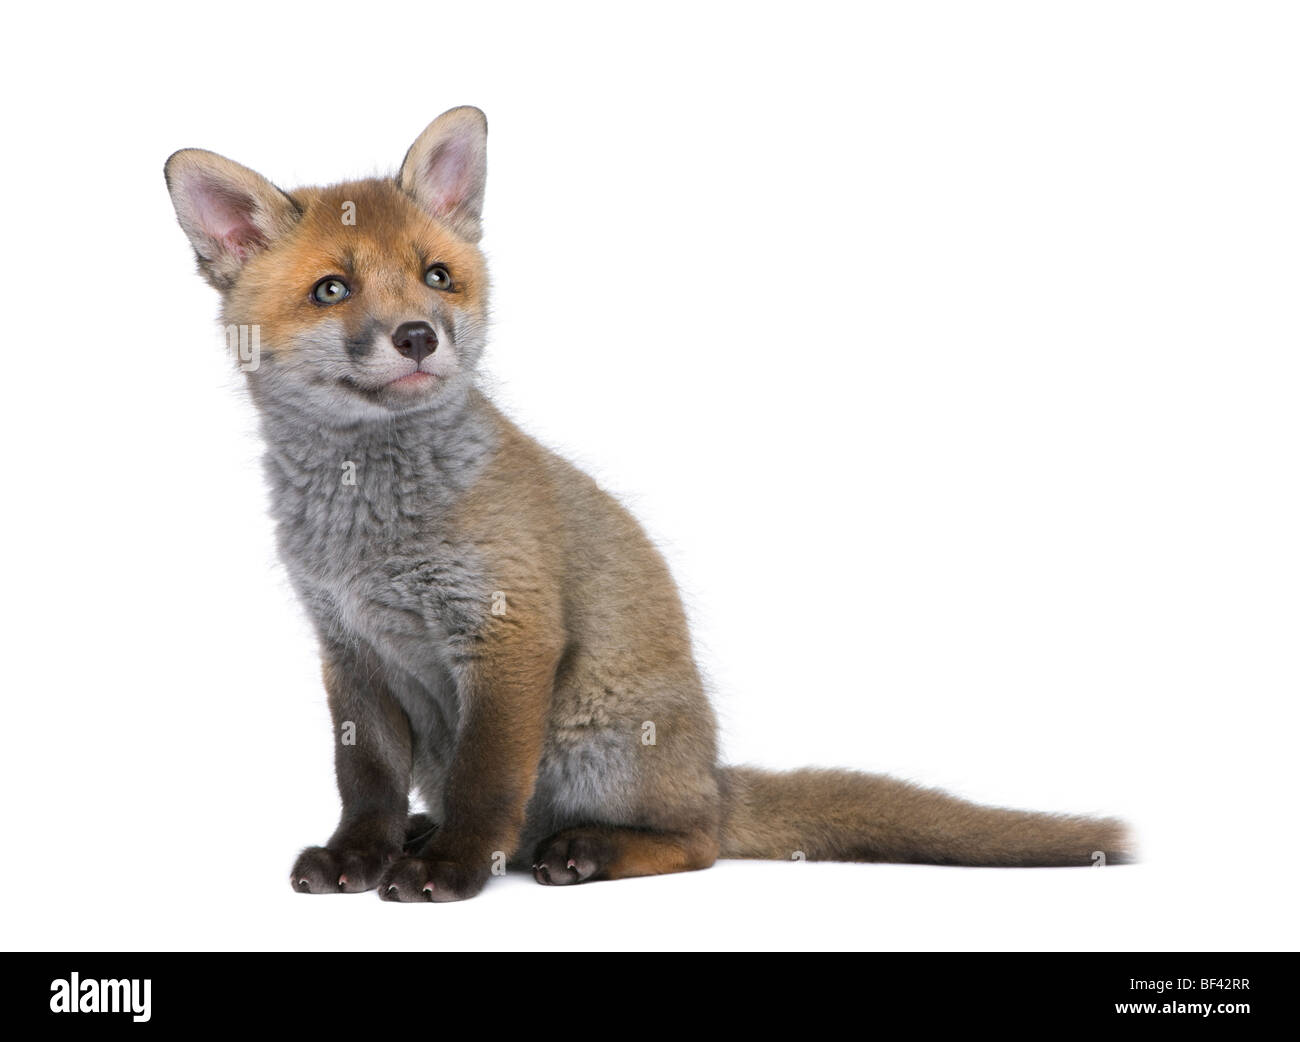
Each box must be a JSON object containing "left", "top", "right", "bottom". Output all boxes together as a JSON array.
[{"left": 719, "top": 766, "right": 1132, "bottom": 867}]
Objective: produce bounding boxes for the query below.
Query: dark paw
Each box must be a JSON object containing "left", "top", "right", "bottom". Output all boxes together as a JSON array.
[
  {"left": 290, "top": 845, "right": 397, "bottom": 894},
  {"left": 403, "top": 813, "right": 439, "bottom": 853},
  {"left": 533, "top": 829, "right": 614, "bottom": 886},
  {"left": 377, "top": 856, "right": 489, "bottom": 903}
]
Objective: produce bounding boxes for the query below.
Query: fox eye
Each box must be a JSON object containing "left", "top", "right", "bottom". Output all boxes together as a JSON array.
[
  {"left": 424, "top": 264, "right": 454, "bottom": 290},
  {"left": 311, "top": 277, "right": 350, "bottom": 305}
]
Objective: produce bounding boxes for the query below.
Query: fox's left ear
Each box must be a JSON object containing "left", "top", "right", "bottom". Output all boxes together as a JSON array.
[
  {"left": 164, "top": 149, "right": 301, "bottom": 290},
  {"left": 399, "top": 106, "right": 488, "bottom": 243}
]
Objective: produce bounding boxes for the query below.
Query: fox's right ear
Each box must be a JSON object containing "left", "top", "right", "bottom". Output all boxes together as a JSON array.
[{"left": 164, "top": 149, "right": 301, "bottom": 290}]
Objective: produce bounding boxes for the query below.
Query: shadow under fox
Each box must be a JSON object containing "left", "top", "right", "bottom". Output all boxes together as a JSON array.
[{"left": 164, "top": 106, "right": 1131, "bottom": 902}]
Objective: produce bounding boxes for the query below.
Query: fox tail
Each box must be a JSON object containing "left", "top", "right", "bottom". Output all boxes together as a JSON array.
[{"left": 718, "top": 766, "right": 1132, "bottom": 867}]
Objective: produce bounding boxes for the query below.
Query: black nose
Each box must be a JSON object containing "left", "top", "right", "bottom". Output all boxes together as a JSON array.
[{"left": 392, "top": 321, "right": 438, "bottom": 364}]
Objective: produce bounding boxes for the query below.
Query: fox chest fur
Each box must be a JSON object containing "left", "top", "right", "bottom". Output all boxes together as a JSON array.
[{"left": 259, "top": 400, "right": 498, "bottom": 736}]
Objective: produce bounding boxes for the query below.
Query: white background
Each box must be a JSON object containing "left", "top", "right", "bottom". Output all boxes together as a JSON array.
[{"left": 2, "top": 1, "right": 1296, "bottom": 951}]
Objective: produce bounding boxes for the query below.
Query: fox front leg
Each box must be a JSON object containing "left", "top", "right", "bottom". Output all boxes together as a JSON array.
[
  {"left": 378, "top": 645, "right": 556, "bottom": 903},
  {"left": 291, "top": 643, "right": 413, "bottom": 894}
]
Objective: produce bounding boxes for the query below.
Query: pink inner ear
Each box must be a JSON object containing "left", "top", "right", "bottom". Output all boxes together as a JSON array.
[
  {"left": 189, "top": 176, "right": 266, "bottom": 260},
  {"left": 422, "top": 139, "right": 474, "bottom": 217}
]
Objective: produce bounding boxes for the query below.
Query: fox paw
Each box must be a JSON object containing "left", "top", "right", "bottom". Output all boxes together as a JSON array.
[
  {"left": 403, "top": 812, "right": 439, "bottom": 852},
  {"left": 290, "top": 845, "right": 396, "bottom": 894},
  {"left": 377, "top": 856, "right": 489, "bottom": 903},
  {"left": 532, "top": 829, "right": 614, "bottom": 886}
]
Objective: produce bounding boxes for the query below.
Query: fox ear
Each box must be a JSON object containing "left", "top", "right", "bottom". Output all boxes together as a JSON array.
[
  {"left": 164, "top": 149, "right": 301, "bottom": 290},
  {"left": 398, "top": 106, "right": 488, "bottom": 242}
]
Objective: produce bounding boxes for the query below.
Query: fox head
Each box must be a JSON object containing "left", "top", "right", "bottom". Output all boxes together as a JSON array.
[{"left": 165, "top": 106, "right": 490, "bottom": 423}]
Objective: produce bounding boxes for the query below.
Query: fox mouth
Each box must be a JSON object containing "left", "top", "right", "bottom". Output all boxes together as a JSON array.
[
  {"left": 338, "top": 369, "right": 440, "bottom": 402},
  {"left": 388, "top": 371, "right": 436, "bottom": 388}
]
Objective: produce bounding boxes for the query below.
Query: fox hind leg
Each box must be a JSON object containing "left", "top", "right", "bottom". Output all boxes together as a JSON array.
[
  {"left": 403, "top": 812, "right": 439, "bottom": 852},
  {"left": 532, "top": 826, "right": 719, "bottom": 886}
]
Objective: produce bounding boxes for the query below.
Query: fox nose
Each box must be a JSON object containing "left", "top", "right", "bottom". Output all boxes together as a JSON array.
[{"left": 392, "top": 321, "right": 438, "bottom": 364}]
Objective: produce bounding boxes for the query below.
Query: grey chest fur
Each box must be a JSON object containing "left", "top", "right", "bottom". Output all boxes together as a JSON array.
[{"left": 258, "top": 401, "right": 498, "bottom": 724}]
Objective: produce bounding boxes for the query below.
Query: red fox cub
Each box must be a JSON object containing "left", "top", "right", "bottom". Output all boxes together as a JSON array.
[{"left": 164, "top": 107, "right": 1131, "bottom": 902}]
